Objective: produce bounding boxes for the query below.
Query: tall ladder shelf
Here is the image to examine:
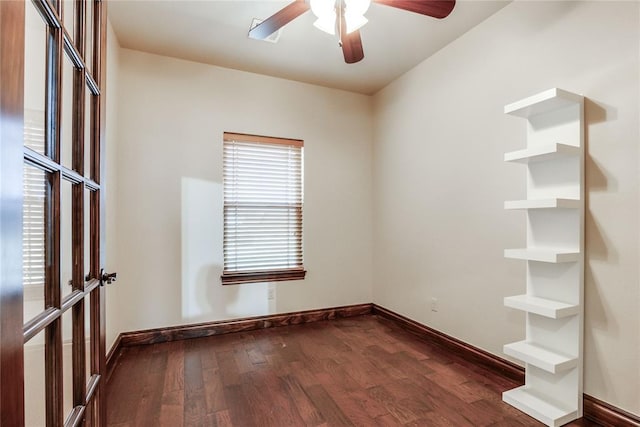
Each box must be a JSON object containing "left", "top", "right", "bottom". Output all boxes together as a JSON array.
[{"left": 502, "top": 88, "right": 584, "bottom": 427}]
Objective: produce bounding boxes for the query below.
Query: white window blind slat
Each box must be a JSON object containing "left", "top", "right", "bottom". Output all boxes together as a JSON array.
[
  {"left": 223, "top": 134, "right": 304, "bottom": 276},
  {"left": 23, "top": 109, "right": 46, "bottom": 287}
]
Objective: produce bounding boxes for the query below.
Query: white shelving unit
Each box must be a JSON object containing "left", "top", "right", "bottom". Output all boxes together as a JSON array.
[
  {"left": 503, "top": 387, "right": 578, "bottom": 427},
  {"left": 504, "top": 142, "right": 580, "bottom": 164},
  {"left": 503, "top": 88, "right": 584, "bottom": 427},
  {"left": 504, "top": 341, "right": 577, "bottom": 374},
  {"left": 504, "top": 248, "right": 580, "bottom": 263},
  {"left": 504, "top": 295, "right": 579, "bottom": 319},
  {"left": 504, "top": 199, "right": 580, "bottom": 210}
]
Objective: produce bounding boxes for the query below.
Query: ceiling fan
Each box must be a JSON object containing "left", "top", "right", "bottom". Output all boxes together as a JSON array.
[{"left": 248, "top": 0, "right": 456, "bottom": 64}]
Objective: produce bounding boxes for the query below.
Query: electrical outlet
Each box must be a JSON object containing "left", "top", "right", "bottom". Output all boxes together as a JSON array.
[
  {"left": 268, "top": 288, "right": 275, "bottom": 300},
  {"left": 430, "top": 297, "right": 438, "bottom": 312}
]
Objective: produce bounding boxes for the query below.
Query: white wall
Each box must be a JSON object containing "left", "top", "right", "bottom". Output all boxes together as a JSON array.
[
  {"left": 372, "top": 0, "right": 639, "bottom": 415},
  {"left": 110, "top": 48, "right": 373, "bottom": 333},
  {"left": 105, "top": 21, "right": 120, "bottom": 350}
]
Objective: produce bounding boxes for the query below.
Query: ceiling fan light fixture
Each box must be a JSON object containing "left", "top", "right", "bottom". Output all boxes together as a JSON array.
[
  {"left": 310, "top": 0, "right": 335, "bottom": 19},
  {"left": 345, "top": 12, "right": 367, "bottom": 34},
  {"left": 345, "top": 0, "right": 371, "bottom": 16},
  {"left": 310, "top": 0, "right": 338, "bottom": 34},
  {"left": 313, "top": 14, "right": 337, "bottom": 35}
]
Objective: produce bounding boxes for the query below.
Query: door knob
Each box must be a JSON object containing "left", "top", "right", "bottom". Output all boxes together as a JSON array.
[{"left": 100, "top": 269, "right": 117, "bottom": 286}]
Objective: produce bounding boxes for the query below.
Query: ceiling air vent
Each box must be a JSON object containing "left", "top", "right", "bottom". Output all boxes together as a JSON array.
[{"left": 249, "top": 18, "right": 281, "bottom": 43}]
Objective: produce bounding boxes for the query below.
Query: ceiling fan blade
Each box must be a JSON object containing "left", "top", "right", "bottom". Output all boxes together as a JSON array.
[
  {"left": 248, "top": 0, "right": 310, "bottom": 40},
  {"left": 341, "top": 30, "right": 364, "bottom": 64},
  {"left": 339, "top": 8, "right": 364, "bottom": 65},
  {"left": 374, "top": 0, "right": 455, "bottom": 19}
]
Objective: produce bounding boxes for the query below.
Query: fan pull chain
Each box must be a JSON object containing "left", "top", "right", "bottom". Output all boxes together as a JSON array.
[{"left": 337, "top": 0, "right": 344, "bottom": 47}]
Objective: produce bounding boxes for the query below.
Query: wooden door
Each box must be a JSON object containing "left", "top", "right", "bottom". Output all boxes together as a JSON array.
[{"left": 0, "top": 0, "right": 109, "bottom": 425}]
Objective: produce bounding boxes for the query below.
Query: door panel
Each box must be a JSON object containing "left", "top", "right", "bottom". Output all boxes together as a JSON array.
[{"left": 1, "top": 0, "right": 108, "bottom": 425}]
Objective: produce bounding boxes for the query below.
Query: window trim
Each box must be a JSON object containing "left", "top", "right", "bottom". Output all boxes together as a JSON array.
[
  {"left": 221, "top": 268, "right": 306, "bottom": 285},
  {"left": 223, "top": 132, "right": 303, "bottom": 148},
  {"left": 221, "top": 132, "right": 305, "bottom": 285}
]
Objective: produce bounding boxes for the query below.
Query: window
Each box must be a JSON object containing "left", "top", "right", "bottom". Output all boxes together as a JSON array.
[{"left": 222, "top": 132, "right": 305, "bottom": 285}]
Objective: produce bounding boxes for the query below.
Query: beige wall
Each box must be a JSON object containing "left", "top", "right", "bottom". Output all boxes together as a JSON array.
[
  {"left": 109, "top": 48, "right": 373, "bottom": 335},
  {"left": 372, "top": 0, "right": 639, "bottom": 415},
  {"left": 105, "top": 21, "right": 121, "bottom": 349}
]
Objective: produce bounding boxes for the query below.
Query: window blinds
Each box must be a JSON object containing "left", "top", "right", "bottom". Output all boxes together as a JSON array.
[
  {"left": 223, "top": 133, "right": 304, "bottom": 278},
  {"left": 23, "top": 109, "right": 46, "bottom": 287}
]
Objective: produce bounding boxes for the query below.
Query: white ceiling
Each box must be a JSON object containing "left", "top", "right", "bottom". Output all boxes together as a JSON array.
[{"left": 108, "top": 0, "right": 509, "bottom": 95}]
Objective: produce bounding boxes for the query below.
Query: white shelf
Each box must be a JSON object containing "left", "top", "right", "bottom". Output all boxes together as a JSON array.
[
  {"left": 504, "top": 248, "right": 580, "bottom": 263},
  {"left": 504, "top": 341, "right": 577, "bottom": 374},
  {"left": 503, "top": 386, "right": 577, "bottom": 427},
  {"left": 504, "top": 199, "right": 580, "bottom": 210},
  {"left": 504, "top": 143, "right": 580, "bottom": 164},
  {"left": 504, "top": 295, "right": 579, "bottom": 319},
  {"left": 504, "top": 88, "right": 583, "bottom": 118},
  {"left": 502, "top": 88, "right": 583, "bottom": 426}
]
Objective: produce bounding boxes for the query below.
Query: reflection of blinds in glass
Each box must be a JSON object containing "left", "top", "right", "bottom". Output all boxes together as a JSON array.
[
  {"left": 23, "top": 109, "right": 46, "bottom": 287},
  {"left": 24, "top": 108, "right": 45, "bottom": 154}
]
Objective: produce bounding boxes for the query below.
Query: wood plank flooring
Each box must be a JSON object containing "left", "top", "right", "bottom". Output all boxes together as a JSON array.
[{"left": 106, "top": 315, "right": 599, "bottom": 426}]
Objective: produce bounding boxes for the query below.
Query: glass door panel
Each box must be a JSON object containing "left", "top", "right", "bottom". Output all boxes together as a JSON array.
[
  {"left": 23, "top": 163, "right": 50, "bottom": 322},
  {"left": 61, "top": 53, "right": 75, "bottom": 169},
  {"left": 85, "top": 293, "right": 92, "bottom": 381},
  {"left": 85, "top": 0, "right": 95, "bottom": 75},
  {"left": 24, "top": 0, "right": 47, "bottom": 156},
  {"left": 62, "top": 0, "right": 76, "bottom": 43},
  {"left": 84, "top": 86, "right": 94, "bottom": 178},
  {"left": 85, "top": 187, "right": 92, "bottom": 279},
  {"left": 62, "top": 308, "right": 74, "bottom": 422},
  {"left": 60, "top": 178, "right": 74, "bottom": 299},
  {"left": 24, "top": 329, "right": 47, "bottom": 427}
]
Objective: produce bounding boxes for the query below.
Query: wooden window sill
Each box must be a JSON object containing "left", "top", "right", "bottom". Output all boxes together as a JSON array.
[{"left": 221, "top": 269, "right": 306, "bottom": 285}]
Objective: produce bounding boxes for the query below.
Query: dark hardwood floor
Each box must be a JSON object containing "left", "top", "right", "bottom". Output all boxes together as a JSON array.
[{"left": 107, "top": 315, "right": 599, "bottom": 426}]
